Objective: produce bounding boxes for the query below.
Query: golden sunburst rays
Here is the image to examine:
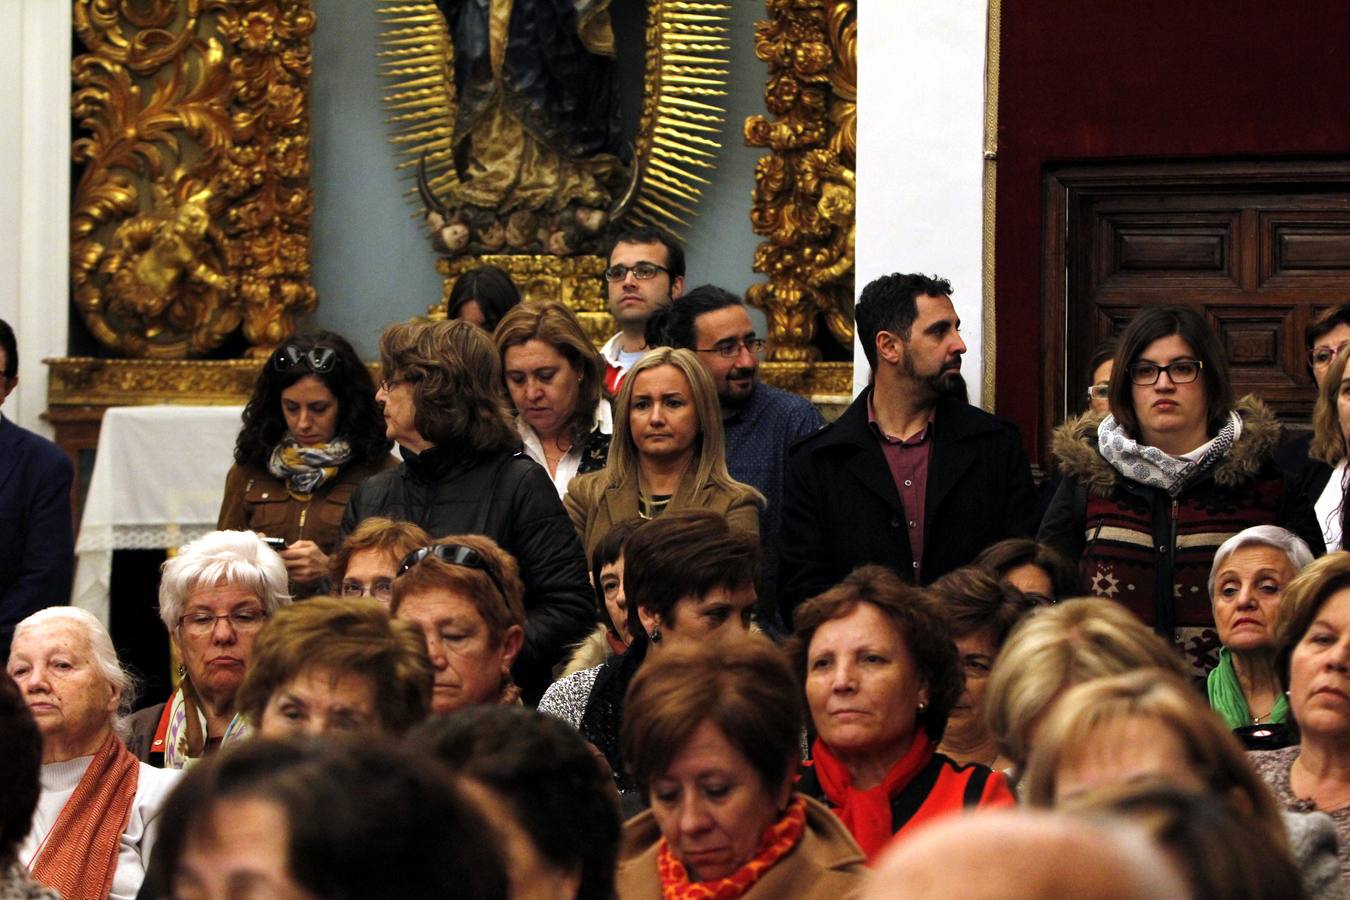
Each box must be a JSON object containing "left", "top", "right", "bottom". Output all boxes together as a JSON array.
[{"left": 376, "top": 3, "right": 457, "bottom": 202}]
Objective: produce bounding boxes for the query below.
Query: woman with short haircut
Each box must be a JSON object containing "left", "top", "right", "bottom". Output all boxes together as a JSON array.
[
  {"left": 151, "top": 738, "right": 509, "bottom": 900},
  {"left": 1252, "top": 552, "right": 1350, "bottom": 882},
  {"left": 343, "top": 317, "right": 593, "bottom": 702},
  {"left": 6, "top": 608, "right": 180, "bottom": 900},
  {"left": 538, "top": 510, "right": 761, "bottom": 801},
  {"left": 328, "top": 516, "right": 431, "bottom": 605},
  {"left": 219, "top": 331, "right": 394, "bottom": 593},
  {"left": 391, "top": 534, "right": 527, "bottom": 714},
  {"left": 128, "top": 531, "right": 292, "bottom": 767},
  {"left": 235, "top": 596, "right": 432, "bottom": 737},
  {"left": 559, "top": 519, "right": 640, "bottom": 678},
  {"left": 1039, "top": 306, "right": 1312, "bottom": 675},
  {"left": 1205, "top": 525, "right": 1313, "bottom": 746},
  {"left": 619, "top": 634, "right": 867, "bottom": 898},
  {"left": 973, "top": 538, "right": 1078, "bottom": 601},
  {"left": 0, "top": 672, "right": 58, "bottom": 900},
  {"left": 408, "top": 705, "right": 622, "bottom": 900},
  {"left": 927, "top": 566, "right": 1042, "bottom": 771},
  {"left": 564, "top": 347, "right": 762, "bottom": 561},
  {"left": 447, "top": 263, "right": 520, "bottom": 333},
  {"left": 983, "top": 597, "right": 1190, "bottom": 775},
  {"left": 495, "top": 301, "right": 611, "bottom": 497},
  {"left": 790, "top": 566, "right": 1013, "bottom": 859}
]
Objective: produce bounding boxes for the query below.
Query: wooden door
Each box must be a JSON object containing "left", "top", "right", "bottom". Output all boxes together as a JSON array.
[{"left": 1041, "top": 160, "right": 1350, "bottom": 465}]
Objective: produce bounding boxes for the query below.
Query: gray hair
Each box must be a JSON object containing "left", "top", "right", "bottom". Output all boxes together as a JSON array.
[
  {"left": 159, "top": 530, "right": 292, "bottom": 632},
  {"left": 1206, "top": 525, "right": 1314, "bottom": 597},
  {"left": 12, "top": 607, "right": 137, "bottom": 737}
]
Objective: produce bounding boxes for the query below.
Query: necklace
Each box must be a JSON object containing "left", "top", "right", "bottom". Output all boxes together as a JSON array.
[{"left": 1293, "top": 757, "right": 1350, "bottom": 811}]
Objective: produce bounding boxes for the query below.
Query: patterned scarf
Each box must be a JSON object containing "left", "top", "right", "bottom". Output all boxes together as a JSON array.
[
  {"left": 163, "top": 685, "right": 251, "bottom": 770},
  {"left": 267, "top": 435, "right": 352, "bottom": 497},
  {"left": 656, "top": 796, "right": 806, "bottom": 899},
  {"left": 1097, "top": 411, "right": 1240, "bottom": 497},
  {"left": 30, "top": 731, "right": 138, "bottom": 900},
  {"left": 810, "top": 730, "right": 933, "bottom": 860}
]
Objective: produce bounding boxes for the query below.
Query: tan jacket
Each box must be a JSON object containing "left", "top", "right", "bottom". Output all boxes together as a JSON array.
[
  {"left": 563, "top": 469, "right": 761, "bottom": 562},
  {"left": 616, "top": 794, "right": 866, "bottom": 899}
]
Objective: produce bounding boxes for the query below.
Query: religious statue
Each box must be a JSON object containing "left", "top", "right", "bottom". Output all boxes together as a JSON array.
[{"left": 419, "top": 0, "right": 634, "bottom": 257}]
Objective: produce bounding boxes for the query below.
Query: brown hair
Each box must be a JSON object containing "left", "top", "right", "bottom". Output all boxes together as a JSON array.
[
  {"left": 1023, "top": 669, "right": 1287, "bottom": 853},
  {"left": 621, "top": 633, "right": 800, "bottom": 795},
  {"left": 328, "top": 517, "right": 432, "bottom": 585},
  {"left": 973, "top": 538, "right": 1080, "bottom": 601},
  {"left": 787, "top": 565, "right": 962, "bottom": 743},
  {"left": 1106, "top": 306, "right": 1234, "bottom": 441},
  {"left": 1310, "top": 348, "right": 1350, "bottom": 465},
  {"left": 621, "top": 509, "right": 761, "bottom": 650},
  {"left": 235, "top": 596, "right": 432, "bottom": 735},
  {"left": 1274, "top": 552, "right": 1350, "bottom": 704},
  {"left": 928, "top": 566, "right": 1044, "bottom": 648},
  {"left": 493, "top": 301, "right": 604, "bottom": 448},
  {"left": 390, "top": 534, "right": 526, "bottom": 646},
  {"left": 378, "top": 318, "right": 517, "bottom": 452}
]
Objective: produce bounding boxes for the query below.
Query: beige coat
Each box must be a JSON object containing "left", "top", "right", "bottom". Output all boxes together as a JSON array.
[
  {"left": 616, "top": 794, "right": 866, "bottom": 899},
  {"left": 563, "top": 468, "right": 761, "bottom": 562}
]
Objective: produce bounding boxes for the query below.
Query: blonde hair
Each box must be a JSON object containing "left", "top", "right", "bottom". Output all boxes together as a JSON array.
[
  {"left": 1311, "top": 347, "right": 1350, "bottom": 465},
  {"left": 606, "top": 347, "right": 762, "bottom": 505},
  {"left": 983, "top": 597, "right": 1188, "bottom": 768},
  {"left": 493, "top": 301, "right": 603, "bottom": 447},
  {"left": 1022, "top": 669, "right": 1287, "bottom": 852}
]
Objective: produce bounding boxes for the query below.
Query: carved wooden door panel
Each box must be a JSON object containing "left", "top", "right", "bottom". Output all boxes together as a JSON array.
[{"left": 1042, "top": 161, "right": 1350, "bottom": 462}]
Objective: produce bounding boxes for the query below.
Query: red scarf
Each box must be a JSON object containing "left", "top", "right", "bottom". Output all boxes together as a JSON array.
[
  {"left": 32, "top": 730, "right": 140, "bottom": 900},
  {"left": 656, "top": 795, "right": 806, "bottom": 899},
  {"left": 810, "top": 730, "right": 933, "bottom": 860}
]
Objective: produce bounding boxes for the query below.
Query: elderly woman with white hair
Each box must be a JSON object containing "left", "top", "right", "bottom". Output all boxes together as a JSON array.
[
  {"left": 1206, "top": 525, "right": 1314, "bottom": 748},
  {"left": 5, "top": 607, "right": 180, "bottom": 900},
  {"left": 126, "top": 530, "right": 291, "bottom": 768}
]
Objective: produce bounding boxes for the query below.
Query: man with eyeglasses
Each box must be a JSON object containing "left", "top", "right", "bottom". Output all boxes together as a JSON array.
[
  {"left": 778, "top": 274, "right": 1038, "bottom": 627},
  {"left": 600, "top": 227, "right": 685, "bottom": 393},
  {"left": 1276, "top": 304, "right": 1350, "bottom": 479},
  {"left": 656, "top": 285, "right": 824, "bottom": 629},
  {"left": 0, "top": 318, "right": 74, "bottom": 661}
]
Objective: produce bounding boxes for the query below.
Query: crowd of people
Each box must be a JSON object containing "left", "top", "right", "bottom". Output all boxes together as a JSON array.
[{"left": 4, "top": 227, "right": 1350, "bottom": 898}]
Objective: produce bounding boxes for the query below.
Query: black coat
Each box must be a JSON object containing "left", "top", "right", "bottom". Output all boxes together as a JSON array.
[
  {"left": 778, "top": 389, "right": 1039, "bottom": 625},
  {"left": 341, "top": 445, "right": 594, "bottom": 703}
]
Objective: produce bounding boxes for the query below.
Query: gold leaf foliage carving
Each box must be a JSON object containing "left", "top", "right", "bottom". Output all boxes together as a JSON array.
[
  {"left": 70, "top": 0, "right": 317, "bottom": 359},
  {"left": 745, "top": 0, "right": 856, "bottom": 362}
]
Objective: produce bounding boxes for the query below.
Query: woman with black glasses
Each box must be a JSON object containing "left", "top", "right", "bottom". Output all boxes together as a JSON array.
[
  {"left": 218, "top": 332, "right": 394, "bottom": 595},
  {"left": 1039, "top": 306, "right": 1315, "bottom": 676}
]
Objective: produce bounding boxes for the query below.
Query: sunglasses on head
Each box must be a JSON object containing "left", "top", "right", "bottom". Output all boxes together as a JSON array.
[
  {"left": 273, "top": 344, "right": 337, "bottom": 374},
  {"left": 397, "top": 543, "right": 506, "bottom": 599}
]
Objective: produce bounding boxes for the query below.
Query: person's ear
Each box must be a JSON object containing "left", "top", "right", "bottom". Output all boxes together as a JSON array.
[
  {"left": 499, "top": 624, "right": 525, "bottom": 670},
  {"left": 670, "top": 275, "right": 685, "bottom": 300},
  {"left": 637, "top": 606, "right": 660, "bottom": 637},
  {"left": 876, "top": 331, "right": 904, "bottom": 366},
  {"left": 775, "top": 756, "right": 798, "bottom": 811}
]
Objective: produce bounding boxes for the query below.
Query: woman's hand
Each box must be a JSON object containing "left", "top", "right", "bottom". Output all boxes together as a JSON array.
[{"left": 280, "top": 540, "right": 330, "bottom": 585}]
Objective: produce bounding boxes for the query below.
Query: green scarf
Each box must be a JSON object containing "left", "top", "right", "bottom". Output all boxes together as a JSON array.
[{"left": 1207, "top": 647, "right": 1288, "bottom": 730}]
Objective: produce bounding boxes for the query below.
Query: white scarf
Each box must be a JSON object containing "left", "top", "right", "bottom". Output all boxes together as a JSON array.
[{"left": 1096, "top": 411, "right": 1241, "bottom": 497}]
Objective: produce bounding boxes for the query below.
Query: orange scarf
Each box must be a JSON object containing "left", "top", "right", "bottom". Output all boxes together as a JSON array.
[
  {"left": 656, "top": 796, "right": 806, "bottom": 899},
  {"left": 32, "top": 730, "right": 139, "bottom": 900},
  {"left": 810, "top": 730, "right": 932, "bottom": 859}
]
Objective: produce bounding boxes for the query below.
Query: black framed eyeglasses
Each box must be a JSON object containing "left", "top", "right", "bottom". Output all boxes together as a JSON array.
[
  {"left": 273, "top": 344, "right": 337, "bottom": 374},
  {"left": 1128, "top": 359, "right": 1203, "bottom": 386},
  {"left": 603, "top": 262, "right": 669, "bottom": 283},
  {"left": 397, "top": 544, "right": 506, "bottom": 599},
  {"left": 695, "top": 337, "right": 767, "bottom": 358}
]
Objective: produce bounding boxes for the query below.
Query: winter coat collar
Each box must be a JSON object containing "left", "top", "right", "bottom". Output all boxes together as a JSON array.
[{"left": 1051, "top": 394, "right": 1281, "bottom": 497}]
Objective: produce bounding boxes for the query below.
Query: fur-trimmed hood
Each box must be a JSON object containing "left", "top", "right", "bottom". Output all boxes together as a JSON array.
[{"left": 1051, "top": 394, "right": 1282, "bottom": 498}]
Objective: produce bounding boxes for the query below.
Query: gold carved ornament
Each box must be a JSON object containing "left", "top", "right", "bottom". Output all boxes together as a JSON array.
[
  {"left": 69, "top": 1, "right": 317, "bottom": 359},
  {"left": 375, "top": 1, "right": 731, "bottom": 316},
  {"left": 745, "top": 0, "right": 856, "bottom": 362}
]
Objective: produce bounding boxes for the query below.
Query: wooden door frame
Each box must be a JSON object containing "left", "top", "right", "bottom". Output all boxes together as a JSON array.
[{"left": 1039, "top": 157, "right": 1350, "bottom": 468}]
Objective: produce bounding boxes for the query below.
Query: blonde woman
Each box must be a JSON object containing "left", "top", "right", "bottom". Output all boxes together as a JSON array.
[
  {"left": 1294, "top": 347, "right": 1350, "bottom": 553},
  {"left": 563, "top": 347, "right": 762, "bottom": 559}
]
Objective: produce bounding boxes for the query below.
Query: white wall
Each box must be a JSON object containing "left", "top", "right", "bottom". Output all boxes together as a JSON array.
[
  {"left": 0, "top": 1, "right": 71, "bottom": 436},
  {"left": 856, "top": 3, "right": 989, "bottom": 405}
]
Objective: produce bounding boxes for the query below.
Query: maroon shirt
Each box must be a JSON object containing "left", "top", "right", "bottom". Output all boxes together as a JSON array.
[{"left": 868, "top": 396, "right": 934, "bottom": 578}]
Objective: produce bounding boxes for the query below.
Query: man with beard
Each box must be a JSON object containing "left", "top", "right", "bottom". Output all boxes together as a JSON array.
[
  {"left": 659, "top": 285, "right": 824, "bottom": 630},
  {"left": 778, "top": 273, "right": 1037, "bottom": 625}
]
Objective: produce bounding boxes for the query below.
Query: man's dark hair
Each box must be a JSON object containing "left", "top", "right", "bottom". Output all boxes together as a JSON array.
[
  {"left": 0, "top": 673, "right": 41, "bottom": 869},
  {"left": 855, "top": 273, "right": 953, "bottom": 369},
  {"left": 657, "top": 284, "right": 743, "bottom": 350},
  {"left": 407, "top": 706, "right": 622, "bottom": 900},
  {"left": 607, "top": 226, "right": 686, "bottom": 280},
  {"left": 0, "top": 318, "right": 16, "bottom": 379}
]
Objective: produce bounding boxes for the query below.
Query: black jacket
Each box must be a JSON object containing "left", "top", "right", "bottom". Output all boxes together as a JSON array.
[
  {"left": 340, "top": 445, "right": 594, "bottom": 703},
  {"left": 778, "top": 389, "right": 1039, "bottom": 625}
]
